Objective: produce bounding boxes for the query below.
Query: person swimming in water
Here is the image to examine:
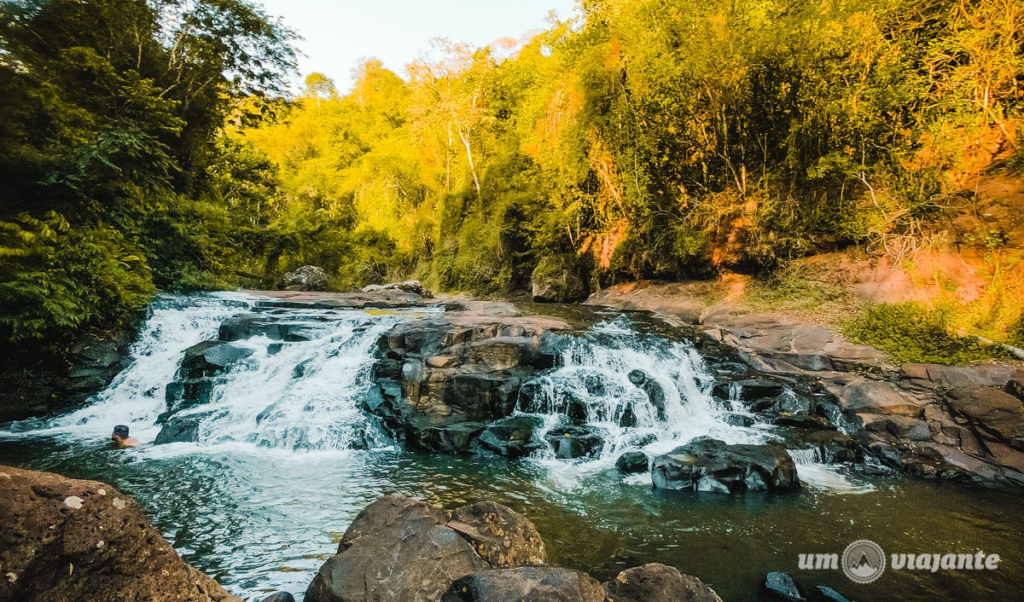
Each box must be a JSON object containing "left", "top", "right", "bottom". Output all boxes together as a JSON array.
[{"left": 111, "top": 424, "right": 140, "bottom": 448}]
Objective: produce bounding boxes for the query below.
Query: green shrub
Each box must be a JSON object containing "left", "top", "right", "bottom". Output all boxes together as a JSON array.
[
  {"left": 747, "top": 264, "right": 847, "bottom": 311},
  {"left": 1010, "top": 314, "right": 1024, "bottom": 348},
  {"left": 844, "top": 302, "right": 1014, "bottom": 365},
  {"left": 0, "top": 212, "right": 154, "bottom": 344}
]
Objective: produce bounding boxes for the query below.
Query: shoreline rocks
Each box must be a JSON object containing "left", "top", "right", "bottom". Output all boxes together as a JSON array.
[
  {"left": 588, "top": 283, "right": 1024, "bottom": 491},
  {"left": 0, "top": 465, "right": 240, "bottom": 602},
  {"left": 652, "top": 438, "right": 801, "bottom": 493},
  {"left": 306, "top": 494, "right": 720, "bottom": 602}
]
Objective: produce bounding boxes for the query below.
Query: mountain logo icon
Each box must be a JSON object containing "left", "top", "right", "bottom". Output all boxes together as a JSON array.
[{"left": 842, "top": 539, "right": 886, "bottom": 584}]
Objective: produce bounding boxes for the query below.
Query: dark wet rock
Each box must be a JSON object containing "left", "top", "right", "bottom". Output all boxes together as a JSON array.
[
  {"left": 725, "top": 413, "right": 755, "bottom": 427},
  {"left": 618, "top": 404, "right": 638, "bottom": 427},
  {"left": 812, "top": 584, "right": 850, "bottom": 602},
  {"left": 155, "top": 413, "right": 207, "bottom": 444},
  {"left": 0, "top": 323, "right": 138, "bottom": 423},
  {"left": 652, "top": 438, "right": 800, "bottom": 493},
  {"left": 164, "top": 378, "right": 216, "bottom": 414},
  {"left": 219, "top": 313, "right": 316, "bottom": 342},
  {"left": 784, "top": 430, "right": 862, "bottom": 463},
  {"left": 544, "top": 426, "right": 604, "bottom": 459},
  {"left": 179, "top": 340, "right": 254, "bottom": 379},
  {"left": 628, "top": 370, "right": 667, "bottom": 420},
  {"left": 478, "top": 416, "right": 546, "bottom": 458},
  {"left": 602, "top": 563, "right": 722, "bottom": 602},
  {"left": 531, "top": 254, "right": 589, "bottom": 303},
  {"left": 776, "top": 414, "right": 830, "bottom": 429},
  {"left": 712, "top": 378, "right": 785, "bottom": 403},
  {"left": 448, "top": 501, "right": 546, "bottom": 568},
  {"left": 408, "top": 420, "right": 487, "bottom": 454},
  {"left": 443, "top": 567, "right": 604, "bottom": 602},
  {"left": 260, "top": 593, "right": 296, "bottom": 602},
  {"left": 305, "top": 495, "right": 487, "bottom": 602},
  {"left": 763, "top": 571, "right": 804, "bottom": 601},
  {"left": 279, "top": 265, "right": 328, "bottom": 291},
  {"left": 1006, "top": 378, "right": 1024, "bottom": 402},
  {"left": 367, "top": 314, "right": 562, "bottom": 452},
  {"left": 566, "top": 397, "right": 589, "bottom": 423},
  {"left": 0, "top": 465, "right": 241, "bottom": 602},
  {"left": 615, "top": 451, "right": 649, "bottom": 474},
  {"left": 362, "top": 280, "right": 431, "bottom": 297},
  {"left": 944, "top": 385, "right": 1024, "bottom": 445}
]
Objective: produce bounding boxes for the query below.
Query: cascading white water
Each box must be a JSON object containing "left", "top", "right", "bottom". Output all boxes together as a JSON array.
[
  {"left": 515, "top": 319, "right": 871, "bottom": 493},
  {"left": 1, "top": 293, "right": 255, "bottom": 442},
  {"left": 0, "top": 293, "right": 425, "bottom": 454},
  {"left": 0, "top": 294, "right": 869, "bottom": 492},
  {"left": 177, "top": 310, "right": 405, "bottom": 451},
  {"left": 516, "top": 320, "right": 771, "bottom": 473}
]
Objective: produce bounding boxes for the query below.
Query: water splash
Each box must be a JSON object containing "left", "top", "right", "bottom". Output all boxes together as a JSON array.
[{"left": 517, "top": 318, "right": 871, "bottom": 494}]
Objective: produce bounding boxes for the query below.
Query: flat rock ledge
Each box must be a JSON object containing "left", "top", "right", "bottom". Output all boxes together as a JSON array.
[
  {"left": 589, "top": 282, "right": 1024, "bottom": 491},
  {"left": 0, "top": 465, "right": 240, "bottom": 602}
]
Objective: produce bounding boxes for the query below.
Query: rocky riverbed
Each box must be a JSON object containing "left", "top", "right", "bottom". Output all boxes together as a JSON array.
[
  {"left": 2, "top": 284, "right": 1023, "bottom": 600},
  {"left": 148, "top": 285, "right": 1024, "bottom": 492}
]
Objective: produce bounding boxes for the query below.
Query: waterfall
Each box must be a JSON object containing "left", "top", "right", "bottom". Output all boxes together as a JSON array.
[
  {"left": 514, "top": 320, "right": 771, "bottom": 477},
  {"left": 0, "top": 294, "right": 869, "bottom": 492}
]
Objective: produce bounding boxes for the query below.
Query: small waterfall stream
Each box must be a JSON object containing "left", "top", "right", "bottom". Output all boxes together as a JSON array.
[{"left": 2, "top": 293, "right": 1019, "bottom": 602}]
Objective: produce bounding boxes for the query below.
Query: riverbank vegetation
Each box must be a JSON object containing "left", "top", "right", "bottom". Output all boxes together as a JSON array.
[{"left": 2, "top": 0, "right": 1023, "bottom": 366}]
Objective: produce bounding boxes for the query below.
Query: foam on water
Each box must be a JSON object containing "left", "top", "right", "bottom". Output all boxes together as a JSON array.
[{"left": 518, "top": 318, "right": 871, "bottom": 493}]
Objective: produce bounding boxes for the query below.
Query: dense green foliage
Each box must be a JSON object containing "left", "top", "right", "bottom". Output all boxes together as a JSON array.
[
  {"left": 2, "top": 0, "right": 1023, "bottom": 366},
  {"left": 233, "top": 0, "right": 1023, "bottom": 295},
  {"left": 0, "top": 0, "right": 294, "bottom": 350},
  {"left": 844, "top": 302, "right": 1014, "bottom": 365}
]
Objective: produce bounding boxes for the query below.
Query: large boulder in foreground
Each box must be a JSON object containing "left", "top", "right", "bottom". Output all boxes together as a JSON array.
[
  {"left": 652, "top": 438, "right": 800, "bottom": 493},
  {"left": 0, "top": 465, "right": 240, "bottom": 602},
  {"left": 443, "top": 567, "right": 604, "bottom": 602},
  {"left": 603, "top": 563, "right": 722, "bottom": 602},
  {"left": 279, "top": 265, "right": 329, "bottom": 291},
  {"left": 305, "top": 495, "right": 546, "bottom": 602}
]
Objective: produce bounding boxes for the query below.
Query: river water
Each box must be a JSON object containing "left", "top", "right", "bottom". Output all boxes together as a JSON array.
[{"left": 0, "top": 293, "right": 1020, "bottom": 601}]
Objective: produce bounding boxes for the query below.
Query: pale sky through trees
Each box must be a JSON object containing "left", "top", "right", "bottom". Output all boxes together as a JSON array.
[{"left": 257, "top": 0, "right": 577, "bottom": 90}]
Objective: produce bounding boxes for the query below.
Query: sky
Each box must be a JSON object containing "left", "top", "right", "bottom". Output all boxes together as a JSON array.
[{"left": 256, "top": 0, "right": 579, "bottom": 91}]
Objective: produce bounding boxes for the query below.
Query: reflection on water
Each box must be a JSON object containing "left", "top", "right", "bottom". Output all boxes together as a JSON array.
[{"left": 0, "top": 439, "right": 1020, "bottom": 601}]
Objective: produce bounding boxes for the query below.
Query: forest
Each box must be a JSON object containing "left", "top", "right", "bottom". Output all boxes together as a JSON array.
[{"left": 2, "top": 0, "right": 1023, "bottom": 367}]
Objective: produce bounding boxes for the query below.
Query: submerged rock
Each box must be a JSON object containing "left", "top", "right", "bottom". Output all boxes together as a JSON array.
[
  {"left": 279, "top": 265, "right": 328, "bottom": 291},
  {"left": 615, "top": 451, "right": 649, "bottom": 474},
  {"left": 543, "top": 426, "right": 604, "bottom": 459},
  {"left": 763, "top": 571, "right": 804, "bottom": 601},
  {"left": 443, "top": 568, "right": 604, "bottom": 602},
  {"left": 602, "top": 563, "right": 722, "bottom": 602},
  {"left": 478, "top": 416, "right": 546, "bottom": 458},
  {"left": 0, "top": 465, "right": 240, "bottom": 602},
  {"left": 813, "top": 585, "right": 850, "bottom": 602},
  {"left": 652, "top": 438, "right": 800, "bottom": 493},
  {"left": 260, "top": 593, "right": 296, "bottom": 602}
]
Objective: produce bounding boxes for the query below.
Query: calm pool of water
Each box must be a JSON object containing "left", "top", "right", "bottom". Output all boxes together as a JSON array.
[{"left": 1, "top": 437, "right": 1020, "bottom": 601}]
